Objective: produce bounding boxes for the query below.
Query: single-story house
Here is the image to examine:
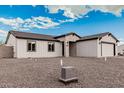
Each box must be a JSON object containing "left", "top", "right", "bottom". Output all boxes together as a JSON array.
[
  {"left": 118, "top": 44, "right": 124, "bottom": 55},
  {"left": 5, "top": 31, "right": 119, "bottom": 58}
]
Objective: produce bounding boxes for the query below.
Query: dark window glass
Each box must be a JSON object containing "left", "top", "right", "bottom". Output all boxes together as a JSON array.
[
  {"left": 27, "top": 41, "right": 36, "bottom": 52},
  {"left": 28, "top": 43, "right": 31, "bottom": 51},
  {"left": 48, "top": 44, "right": 51, "bottom": 52},
  {"left": 32, "top": 43, "right": 36, "bottom": 51},
  {"left": 48, "top": 42, "right": 55, "bottom": 52},
  {"left": 52, "top": 43, "right": 55, "bottom": 51}
]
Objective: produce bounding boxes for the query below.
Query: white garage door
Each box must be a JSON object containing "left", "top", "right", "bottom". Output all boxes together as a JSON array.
[{"left": 102, "top": 43, "right": 114, "bottom": 57}]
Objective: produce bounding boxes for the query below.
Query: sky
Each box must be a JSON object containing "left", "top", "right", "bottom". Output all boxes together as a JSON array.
[{"left": 0, "top": 5, "right": 124, "bottom": 45}]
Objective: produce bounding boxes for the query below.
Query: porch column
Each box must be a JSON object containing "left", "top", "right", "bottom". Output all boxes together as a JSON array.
[
  {"left": 115, "top": 43, "right": 118, "bottom": 56},
  {"left": 64, "top": 41, "right": 69, "bottom": 57}
]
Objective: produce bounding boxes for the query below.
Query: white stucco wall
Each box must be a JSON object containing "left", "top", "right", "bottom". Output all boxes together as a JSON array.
[
  {"left": 16, "top": 39, "right": 62, "bottom": 58},
  {"left": 65, "top": 34, "right": 80, "bottom": 42},
  {"left": 6, "top": 34, "right": 17, "bottom": 57},
  {"left": 100, "top": 35, "right": 117, "bottom": 43},
  {"left": 76, "top": 39, "right": 98, "bottom": 57},
  {"left": 57, "top": 34, "right": 80, "bottom": 42}
]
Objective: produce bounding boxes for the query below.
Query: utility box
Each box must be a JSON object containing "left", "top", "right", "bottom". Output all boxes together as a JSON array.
[{"left": 59, "top": 66, "right": 78, "bottom": 83}]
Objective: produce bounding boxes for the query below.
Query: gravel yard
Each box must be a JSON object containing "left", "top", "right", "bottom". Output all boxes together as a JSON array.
[{"left": 0, "top": 57, "right": 124, "bottom": 88}]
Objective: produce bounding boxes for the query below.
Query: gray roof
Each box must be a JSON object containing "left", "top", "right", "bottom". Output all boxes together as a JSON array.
[
  {"left": 8, "top": 31, "right": 60, "bottom": 42},
  {"left": 5, "top": 31, "right": 119, "bottom": 44},
  {"left": 54, "top": 32, "right": 81, "bottom": 38},
  {"left": 77, "top": 32, "right": 119, "bottom": 42}
]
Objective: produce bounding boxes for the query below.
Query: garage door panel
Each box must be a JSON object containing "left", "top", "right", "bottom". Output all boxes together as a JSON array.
[
  {"left": 102, "top": 43, "right": 114, "bottom": 57},
  {"left": 77, "top": 40, "right": 97, "bottom": 57}
]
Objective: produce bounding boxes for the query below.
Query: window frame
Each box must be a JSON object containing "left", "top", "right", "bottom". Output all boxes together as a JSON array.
[
  {"left": 48, "top": 42, "right": 55, "bottom": 52},
  {"left": 27, "top": 40, "right": 36, "bottom": 52}
]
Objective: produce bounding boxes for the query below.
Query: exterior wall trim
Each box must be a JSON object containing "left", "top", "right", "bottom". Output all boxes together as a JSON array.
[
  {"left": 100, "top": 41, "right": 116, "bottom": 44},
  {"left": 76, "top": 38, "right": 98, "bottom": 42}
]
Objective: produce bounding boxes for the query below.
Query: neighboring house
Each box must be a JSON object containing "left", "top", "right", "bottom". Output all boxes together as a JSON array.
[
  {"left": 5, "top": 31, "right": 119, "bottom": 58},
  {"left": 118, "top": 44, "right": 124, "bottom": 55}
]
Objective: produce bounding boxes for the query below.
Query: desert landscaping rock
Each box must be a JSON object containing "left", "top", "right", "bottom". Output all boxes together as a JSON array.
[{"left": 0, "top": 57, "right": 124, "bottom": 87}]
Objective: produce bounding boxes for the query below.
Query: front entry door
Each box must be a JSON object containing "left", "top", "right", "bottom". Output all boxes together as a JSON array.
[{"left": 69, "top": 42, "right": 76, "bottom": 56}]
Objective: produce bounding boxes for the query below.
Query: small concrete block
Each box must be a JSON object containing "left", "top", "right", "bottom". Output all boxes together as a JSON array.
[{"left": 59, "top": 66, "right": 78, "bottom": 83}]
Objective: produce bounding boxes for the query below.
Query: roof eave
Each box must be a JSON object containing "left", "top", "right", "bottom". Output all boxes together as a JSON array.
[
  {"left": 5, "top": 32, "right": 11, "bottom": 44},
  {"left": 107, "top": 33, "right": 119, "bottom": 42},
  {"left": 54, "top": 33, "right": 81, "bottom": 39},
  {"left": 16, "top": 37, "right": 61, "bottom": 42}
]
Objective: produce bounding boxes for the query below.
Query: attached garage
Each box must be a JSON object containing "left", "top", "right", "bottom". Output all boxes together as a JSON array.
[
  {"left": 76, "top": 32, "right": 119, "bottom": 57},
  {"left": 101, "top": 42, "right": 115, "bottom": 57}
]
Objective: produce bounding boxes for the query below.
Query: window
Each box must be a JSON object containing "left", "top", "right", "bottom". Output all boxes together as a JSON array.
[
  {"left": 48, "top": 42, "right": 55, "bottom": 52},
  {"left": 27, "top": 41, "right": 36, "bottom": 52}
]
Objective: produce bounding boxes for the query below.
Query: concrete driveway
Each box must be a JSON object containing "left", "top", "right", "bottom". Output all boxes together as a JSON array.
[{"left": 0, "top": 57, "right": 124, "bottom": 88}]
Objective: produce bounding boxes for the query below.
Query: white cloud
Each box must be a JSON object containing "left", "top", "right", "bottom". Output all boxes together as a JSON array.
[
  {"left": 45, "top": 5, "right": 124, "bottom": 26},
  {"left": 0, "top": 6, "right": 124, "bottom": 31},
  {"left": 85, "top": 15, "right": 89, "bottom": 18},
  {"left": 59, "top": 18, "right": 77, "bottom": 23},
  {"left": 45, "top": 5, "right": 89, "bottom": 19},
  {"left": 32, "top": 5, "right": 37, "bottom": 7},
  {"left": 46, "top": 5, "right": 124, "bottom": 19},
  {"left": 0, "top": 30, "right": 7, "bottom": 37},
  {"left": 118, "top": 38, "right": 124, "bottom": 46},
  {"left": 0, "top": 17, "right": 24, "bottom": 31},
  {"left": 31, "top": 16, "right": 60, "bottom": 29},
  {"left": 0, "top": 16, "right": 60, "bottom": 31},
  {"left": 90, "top": 6, "right": 124, "bottom": 16},
  {"left": 0, "top": 17, "right": 23, "bottom": 26}
]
